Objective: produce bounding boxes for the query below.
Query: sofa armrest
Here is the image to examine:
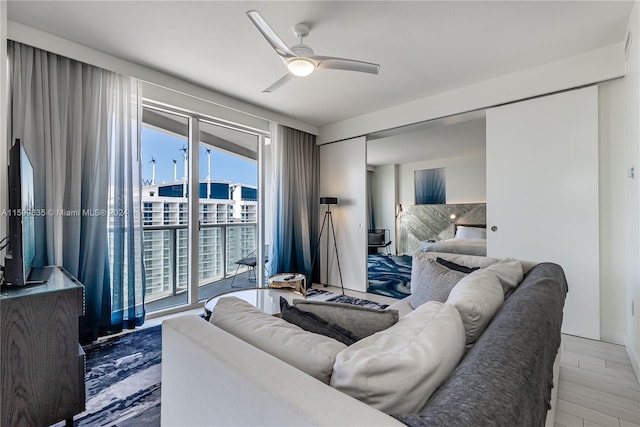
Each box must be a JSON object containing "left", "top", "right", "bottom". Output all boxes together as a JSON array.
[{"left": 161, "top": 315, "right": 404, "bottom": 427}]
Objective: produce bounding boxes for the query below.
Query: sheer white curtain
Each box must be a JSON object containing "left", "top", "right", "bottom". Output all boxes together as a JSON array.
[
  {"left": 108, "top": 78, "right": 146, "bottom": 331},
  {"left": 9, "top": 41, "right": 145, "bottom": 342}
]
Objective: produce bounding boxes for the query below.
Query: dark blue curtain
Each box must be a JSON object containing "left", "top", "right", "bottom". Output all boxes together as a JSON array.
[{"left": 270, "top": 125, "right": 319, "bottom": 283}]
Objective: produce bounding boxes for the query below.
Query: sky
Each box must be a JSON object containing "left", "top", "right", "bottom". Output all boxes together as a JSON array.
[{"left": 140, "top": 126, "right": 257, "bottom": 187}]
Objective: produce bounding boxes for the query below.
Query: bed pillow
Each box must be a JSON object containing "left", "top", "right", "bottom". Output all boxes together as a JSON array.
[
  {"left": 210, "top": 297, "right": 346, "bottom": 383},
  {"left": 410, "top": 252, "right": 469, "bottom": 308},
  {"left": 446, "top": 268, "right": 505, "bottom": 344},
  {"left": 279, "top": 297, "right": 360, "bottom": 345},
  {"left": 330, "top": 301, "right": 465, "bottom": 414},
  {"left": 455, "top": 225, "right": 487, "bottom": 239},
  {"left": 292, "top": 299, "right": 398, "bottom": 338}
]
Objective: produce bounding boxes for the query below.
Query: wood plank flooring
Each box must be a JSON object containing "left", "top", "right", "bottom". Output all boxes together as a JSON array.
[{"left": 555, "top": 334, "right": 640, "bottom": 427}]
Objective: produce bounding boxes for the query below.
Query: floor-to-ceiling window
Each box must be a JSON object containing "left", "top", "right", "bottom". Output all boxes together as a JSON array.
[{"left": 140, "top": 103, "right": 265, "bottom": 313}]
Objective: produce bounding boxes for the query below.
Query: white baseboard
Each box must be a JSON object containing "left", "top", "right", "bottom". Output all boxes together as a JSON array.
[
  {"left": 627, "top": 343, "right": 640, "bottom": 384},
  {"left": 599, "top": 331, "right": 627, "bottom": 346}
]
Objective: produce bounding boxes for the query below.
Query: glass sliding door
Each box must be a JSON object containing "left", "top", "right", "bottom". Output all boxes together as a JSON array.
[
  {"left": 140, "top": 102, "right": 265, "bottom": 314},
  {"left": 140, "top": 107, "right": 190, "bottom": 312},
  {"left": 197, "top": 120, "right": 259, "bottom": 302}
]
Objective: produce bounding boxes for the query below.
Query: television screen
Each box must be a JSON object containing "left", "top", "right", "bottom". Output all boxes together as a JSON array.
[
  {"left": 20, "top": 145, "right": 35, "bottom": 277},
  {"left": 4, "top": 139, "right": 36, "bottom": 286}
]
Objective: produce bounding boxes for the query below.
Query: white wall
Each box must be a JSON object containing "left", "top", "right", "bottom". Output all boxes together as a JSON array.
[
  {"left": 597, "top": 1, "right": 639, "bottom": 378},
  {"left": 487, "top": 86, "right": 600, "bottom": 340},
  {"left": 397, "top": 152, "right": 486, "bottom": 206},
  {"left": 370, "top": 164, "right": 397, "bottom": 254},
  {"left": 319, "top": 137, "right": 367, "bottom": 292},
  {"left": 599, "top": 80, "right": 630, "bottom": 345},
  {"left": 623, "top": 1, "right": 639, "bottom": 378},
  {"left": 627, "top": 0, "right": 640, "bottom": 381}
]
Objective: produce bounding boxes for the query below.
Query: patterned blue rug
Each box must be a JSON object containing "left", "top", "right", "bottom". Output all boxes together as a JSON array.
[
  {"left": 367, "top": 254, "right": 412, "bottom": 299},
  {"left": 70, "top": 325, "right": 162, "bottom": 426}
]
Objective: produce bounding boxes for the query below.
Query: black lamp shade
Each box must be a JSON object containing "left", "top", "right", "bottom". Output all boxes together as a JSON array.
[{"left": 320, "top": 197, "right": 338, "bottom": 205}]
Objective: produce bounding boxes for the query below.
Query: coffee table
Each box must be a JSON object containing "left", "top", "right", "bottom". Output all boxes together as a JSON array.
[
  {"left": 203, "top": 287, "right": 301, "bottom": 320},
  {"left": 268, "top": 273, "right": 306, "bottom": 295}
]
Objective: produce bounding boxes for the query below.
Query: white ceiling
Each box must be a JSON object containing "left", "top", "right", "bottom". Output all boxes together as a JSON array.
[{"left": 6, "top": 1, "right": 634, "bottom": 128}]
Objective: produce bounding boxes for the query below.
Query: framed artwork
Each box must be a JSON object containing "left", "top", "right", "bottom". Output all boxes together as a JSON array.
[{"left": 414, "top": 168, "right": 446, "bottom": 204}]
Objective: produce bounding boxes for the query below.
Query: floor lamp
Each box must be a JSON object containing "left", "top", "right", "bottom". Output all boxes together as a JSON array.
[{"left": 311, "top": 197, "right": 344, "bottom": 294}]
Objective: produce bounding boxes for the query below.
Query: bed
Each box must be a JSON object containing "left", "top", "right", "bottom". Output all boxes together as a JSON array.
[{"left": 418, "top": 224, "right": 487, "bottom": 256}]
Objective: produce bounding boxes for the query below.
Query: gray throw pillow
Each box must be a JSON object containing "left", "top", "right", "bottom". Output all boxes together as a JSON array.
[
  {"left": 436, "top": 257, "right": 480, "bottom": 274},
  {"left": 292, "top": 300, "right": 399, "bottom": 338},
  {"left": 279, "top": 297, "right": 361, "bottom": 346},
  {"left": 410, "top": 260, "right": 468, "bottom": 309}
]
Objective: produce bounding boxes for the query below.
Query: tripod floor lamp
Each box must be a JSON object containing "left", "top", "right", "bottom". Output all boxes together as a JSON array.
[{"left": 311, "top": 197, "right": 344, "bottom": 294}]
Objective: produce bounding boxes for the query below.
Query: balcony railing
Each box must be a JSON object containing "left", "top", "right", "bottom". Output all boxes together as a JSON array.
[{"left": 142, "top": 222, "right": 258, "bottom": 304}]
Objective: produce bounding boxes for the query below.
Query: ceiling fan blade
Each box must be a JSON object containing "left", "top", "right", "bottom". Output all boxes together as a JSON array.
[
  {"left": 313, "top": 56, "right": 380, "bottom": 74},
  {"left": 247, "top": 10, "right": 296, "bottom": 59},
  {"left": 263, "top": 74, "right": 295, "bottom": 93}
]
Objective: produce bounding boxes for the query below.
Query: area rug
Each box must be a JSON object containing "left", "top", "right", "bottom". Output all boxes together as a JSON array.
[
  {"left": 71, "top": 325, "right": 162, "bottom": 426},
  {"left": 71, "top": 289, "right": 389, "bottom": 426},
  {"left": 367, "top": 254, "right": 412, "bottom": 299}
]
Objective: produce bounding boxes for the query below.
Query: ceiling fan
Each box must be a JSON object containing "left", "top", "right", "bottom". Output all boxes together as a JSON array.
[{"left": 246, "top": 10, "right": 381, "bottom": 93}]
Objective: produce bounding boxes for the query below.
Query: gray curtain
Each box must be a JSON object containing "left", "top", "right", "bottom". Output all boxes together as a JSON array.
[
  {"left": 368, "top": 170, "right": 376, "bottom": 230},
  {"left": 270, "top": 125, "right": 319, "bottom": 282},
  {"left": 8, "top": 41, "right": 145, "bottom": 342}
]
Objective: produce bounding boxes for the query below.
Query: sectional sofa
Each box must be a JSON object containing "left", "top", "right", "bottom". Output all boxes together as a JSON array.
[{"left": 161, "top": 252, "right": 567, "bottom": 426}]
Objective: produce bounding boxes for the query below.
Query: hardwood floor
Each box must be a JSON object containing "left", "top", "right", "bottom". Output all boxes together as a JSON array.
[{"left": 556, "top": 334, "right": 640, "bottom": 427}]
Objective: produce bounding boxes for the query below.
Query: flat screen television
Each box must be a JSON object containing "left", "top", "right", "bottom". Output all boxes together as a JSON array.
[{"left": 3, "top": 139, "right": 37, "bottom": 286}]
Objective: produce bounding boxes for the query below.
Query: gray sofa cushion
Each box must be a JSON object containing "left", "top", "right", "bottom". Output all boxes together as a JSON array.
[
  {"left": 395, "top": 262, "right": 567, "bottom": 426},
  {"left": 410, "top": 256, "right": 468, "bottom": 308}
]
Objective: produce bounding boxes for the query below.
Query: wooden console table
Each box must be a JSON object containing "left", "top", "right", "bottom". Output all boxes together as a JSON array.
[{"left": 0, "top": 267, "right": 85, "bottom": 427}]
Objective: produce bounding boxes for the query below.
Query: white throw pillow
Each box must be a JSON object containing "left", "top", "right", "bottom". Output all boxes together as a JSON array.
[
  {"left": 210, "top": 297, "right": 346, "bottom": 384},
  {"left": 455, "top": 225, "right": 487, "bottom": 239},
  {"left": 484, "top": 258, "right": 524, "bottom": 295},
  {"left": 330, "top": 301, "right": 465, "bottom": 414},
  {"left": 446, "top": 268, "right": 504, "bottom": 344}
]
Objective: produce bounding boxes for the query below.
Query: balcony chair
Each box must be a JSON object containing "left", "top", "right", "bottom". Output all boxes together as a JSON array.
[
  {"left": 368, "top": 229, "right": 392, "bottom": 255},
  {"left": 230, "top": 248, "right": 269, "bottom": 288}
]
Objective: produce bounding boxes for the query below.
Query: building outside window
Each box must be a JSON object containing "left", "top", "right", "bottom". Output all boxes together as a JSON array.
[{"left": 139, "top": 105, "right": 261, "bottom": 311}]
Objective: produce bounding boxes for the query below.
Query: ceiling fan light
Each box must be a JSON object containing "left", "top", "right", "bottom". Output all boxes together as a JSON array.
[{"left": 287, "top": 57, "right": 315, "bottom": 77}]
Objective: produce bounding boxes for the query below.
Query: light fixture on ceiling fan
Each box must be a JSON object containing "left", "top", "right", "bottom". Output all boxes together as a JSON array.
[{"left": 246, "top": 10, "right": 381, "bottom": 92}]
